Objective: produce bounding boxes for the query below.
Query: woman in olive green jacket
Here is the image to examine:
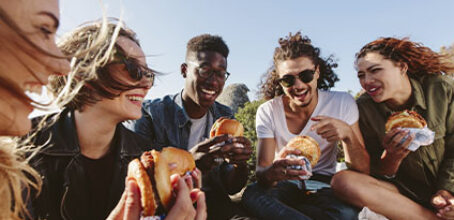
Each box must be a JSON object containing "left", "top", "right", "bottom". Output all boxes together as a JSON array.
[{"left": 331, "top": 37, "right": 454, "bottom": 220}]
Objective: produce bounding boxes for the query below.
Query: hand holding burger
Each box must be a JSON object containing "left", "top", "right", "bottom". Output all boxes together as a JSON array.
[
  {"left": 126, "top": 147, "right": 200, "bottom": 217},
  {"left": 191, "top": 117, "right": 252, "bottom": 171}
]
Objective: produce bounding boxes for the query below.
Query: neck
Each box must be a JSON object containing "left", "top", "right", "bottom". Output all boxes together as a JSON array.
[
  {"left": 182, "top": 90, "right": 208, "bottom": 119},
  {"left": 74, "top": 106, "right": 119, "bottom": 159},
  {"left": 284, "top": 90, "right": 319, "bottom": 118},
  {"left": 385, "top": 79, "right": 413, "bottom": 110}
]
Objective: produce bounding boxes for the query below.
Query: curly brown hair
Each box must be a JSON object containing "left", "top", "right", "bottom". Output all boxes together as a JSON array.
[
  {"left": 355, "top": 37, "right": 454, "bottom": 79},
  {"left": 259, "top": 32, "right": 339, "bottom": 100}
]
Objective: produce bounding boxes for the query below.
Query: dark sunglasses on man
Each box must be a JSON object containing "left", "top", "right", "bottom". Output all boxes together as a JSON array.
[{"left": 278, "top": 69, "right": 316, "bottom": 87}]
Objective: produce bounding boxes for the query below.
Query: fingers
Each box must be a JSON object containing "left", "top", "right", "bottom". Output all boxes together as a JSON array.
[
  {"left": 437, "top": 205, "right": 454, "bottom": 219},
  {"left": 106, "top": 190, "right": 127, "bottom": 220},
  {"left": 277, "top": 147, "right": 301, "bottom": 159},
  {"left": 433, "top": 194, "right": 448, "bottom": 209},
  {"left": 193, "top": 134, "right": 230, "bottom": 153},
  {"left": 191, "top": 169, "right": 202, "bottom": 188},
  {"left": 195, "top": 191, "right": 207, "bottom": 220},
  {"left": 122, "top": 178, "right": 142, "bottom": 220}
]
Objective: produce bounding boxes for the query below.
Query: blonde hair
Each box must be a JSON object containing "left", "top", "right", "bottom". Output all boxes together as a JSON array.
[{"left": 0, "top": 8, "right": 127, "bottom": 218}]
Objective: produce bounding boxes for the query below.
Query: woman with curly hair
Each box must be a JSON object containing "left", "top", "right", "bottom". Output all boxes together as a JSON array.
[
  {"left": 242, "top": 32, "right": 367, "bottom": 220},
  {"left": 331, "top": 37, "right": 454, "bottom": 220}
]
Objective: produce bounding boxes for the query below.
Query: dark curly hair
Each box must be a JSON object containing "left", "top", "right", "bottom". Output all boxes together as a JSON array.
[
  {"left": 356, "top": 37, "right": 454, "bottom": 80},
  {"left": 260, "top": 32, "right": 338, "bottom": 100},
  {"left": 186, "top": 34, "right": 229, "bottom": 59}
]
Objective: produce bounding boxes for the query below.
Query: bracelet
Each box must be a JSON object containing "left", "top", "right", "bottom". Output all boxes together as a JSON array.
[{"left": 383, "top": 174, "right": 396, "bottom": 179}]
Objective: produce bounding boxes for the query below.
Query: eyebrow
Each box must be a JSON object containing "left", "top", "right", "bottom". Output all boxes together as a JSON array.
[
  {"left": 366, "top": 64, "right": 380, "bottom": 72},
  {"left": 38, "top": 11, "right": 59, "bottom": 28}
]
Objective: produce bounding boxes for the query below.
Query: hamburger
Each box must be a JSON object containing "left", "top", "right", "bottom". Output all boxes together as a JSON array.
[
  {"left": 286, "top": 135, "right": 320, "bottom": 167},
  {"left": 210, "top": 117, "right": 244, "bottom": 138},
  {"left": 127, "top": 147, "right": 196, "bottom": 216},
  {"left": 385, "top": 110, "right": 426, "bottom": 132}
]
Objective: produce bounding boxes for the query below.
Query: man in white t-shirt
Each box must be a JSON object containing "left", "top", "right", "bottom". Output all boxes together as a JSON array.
[{"left": 242, "top": 32, "right": 370, "bottom": 220}]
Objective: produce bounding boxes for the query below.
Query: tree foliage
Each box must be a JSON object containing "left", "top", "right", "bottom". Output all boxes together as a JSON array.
[{"left": 235, "top": 99, "right": 265, "bottom": 182}]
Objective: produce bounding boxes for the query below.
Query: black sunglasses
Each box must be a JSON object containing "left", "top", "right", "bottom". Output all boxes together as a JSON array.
[
  {"left": 112, "top": 53, "right": 155, "bottom": 85},
  {"left": 278, "top": 69, "right": 316, "bottom": 87}
]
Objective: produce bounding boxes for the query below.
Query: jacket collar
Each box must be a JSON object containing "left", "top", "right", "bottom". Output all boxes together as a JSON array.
[
  {"left": 41, "top": 109, "right": 143, "bottom": 157},
  {"left": 376, "top": 77, "right": 427, "bottom": 117}
]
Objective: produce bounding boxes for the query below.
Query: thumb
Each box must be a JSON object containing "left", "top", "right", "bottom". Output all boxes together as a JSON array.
[
  {"left": 432, "top": 194, "right": 447, "bottom": 209},
  {"left": 123, "top": 179, "right": 142, "bottom": 220}
]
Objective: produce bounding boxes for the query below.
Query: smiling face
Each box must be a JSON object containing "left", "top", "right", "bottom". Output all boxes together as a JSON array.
[
  {"left": 182, "top": 51, "right": 227, "bottom": 113},
  {"left": 276, "top": 56, "right": 319, "bottom": 109},
  {"left": 356, "top": 52, "right": 411, "bottom": 107},
  {"left": 0, "top": 0, "right": 70, "bottom": 136},
  {"left": 93, "top": 36, "right": 152, "bottom": 121}
]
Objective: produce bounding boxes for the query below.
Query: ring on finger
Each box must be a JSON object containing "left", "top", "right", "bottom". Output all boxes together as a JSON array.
[{"left": 282, "top": 168, "right": 287, "bottom": 175}]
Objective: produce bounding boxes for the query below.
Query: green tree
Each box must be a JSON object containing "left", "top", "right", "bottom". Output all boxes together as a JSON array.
[{"left": 235, "top": 99, "right": 265, "bottom": 182}]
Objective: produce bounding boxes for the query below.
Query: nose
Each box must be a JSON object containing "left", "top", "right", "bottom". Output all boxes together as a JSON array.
[
  {"left": 293, "top": 76, "right": 306, "bottom": 89},
  {"left": 363, "top": 73, "right": 375, "bottom": 84},
  {"left": 139, "top": 76, "right": 153, "bottom": 90},
  {"left": 46, "top": 42, "right": 71, "bottom": 76}
]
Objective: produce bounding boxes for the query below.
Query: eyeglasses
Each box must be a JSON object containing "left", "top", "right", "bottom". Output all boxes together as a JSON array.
[
  {"left": 277, "top": 69, "right": 316, "bottom": 87},
  {"left": 112, "top": 54, "right": 155, "bottom": 86},
  {"left": 188, "top": 62, "right": 230, "bottom": 81}
]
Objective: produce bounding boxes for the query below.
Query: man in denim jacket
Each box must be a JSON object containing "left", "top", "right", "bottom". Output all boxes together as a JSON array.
[{"left": 127, "top": 34, "right": 252, "bottom": 220}]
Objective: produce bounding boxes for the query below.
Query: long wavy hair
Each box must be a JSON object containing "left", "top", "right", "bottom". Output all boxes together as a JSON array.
[
  {"left": 259, "top": 32, "right": 339, "bottom": 100},
  {"left": 355, "top": 37, "right": 454, "bottom": 79},
  {"left": 49, "top": 19, "right": 157, "bottom": 111}
]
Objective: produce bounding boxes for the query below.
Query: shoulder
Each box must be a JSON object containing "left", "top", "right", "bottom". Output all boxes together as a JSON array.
[
  {"left": 258, "top": 96, "right": 281, "bottom": 111},
  {"left": 213, "top": 101, "right": 233, "bottom": 118},
  {"left": 321, "top": 90, "right": 356, "bottom": 105},
  {"left": 422, "top": 75, "right": 454, "bottom": 92},
  {"left": 142, "top": 94, "right": 178, "bottom": 115}
]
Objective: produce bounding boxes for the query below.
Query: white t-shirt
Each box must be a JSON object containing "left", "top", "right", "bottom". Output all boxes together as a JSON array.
[
  {"left": 256, "top": 90, "right": 358, "bottom": 176},
  {"left": 188, "top": 113, "right": 209, "bottom": 150}
]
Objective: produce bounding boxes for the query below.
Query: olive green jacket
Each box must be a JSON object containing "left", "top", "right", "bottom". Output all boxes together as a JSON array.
[{"left": 357, "top": 75, "right": 454, "bottom": 206}]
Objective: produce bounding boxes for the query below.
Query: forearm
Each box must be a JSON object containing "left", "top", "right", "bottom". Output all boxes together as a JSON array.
[
  {"left": 344, "top": 132, "right": 370, "bottom": 174},
  {"left": 256, "top": 166, "right": 277, "bottom": 188}
]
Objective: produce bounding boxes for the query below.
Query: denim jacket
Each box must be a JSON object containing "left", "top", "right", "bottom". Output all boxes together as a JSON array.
[
  {"left": 128, "top": 91, "right": 233, "bottom": 150},
  {"left": 125, "top": 91, "right": 239, "bottom": 195}
]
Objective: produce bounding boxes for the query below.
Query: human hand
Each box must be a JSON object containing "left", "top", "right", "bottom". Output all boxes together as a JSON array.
[
  {"left": 431, "top": 190, "right": 454, "bottom": 219},
  {"left": 190, "top": 134, "right": 231, "bottom": 172},
  {"left": 219, "top": 136, "right": 252, "bottom": 166},
  {"left": 266, "top": 147, "right": 309, "bottom": 182},
  {"left": 381, "top": 128, "right": 414, "bottom": 162},
  {"left": 166, "top": 175, "right": 207, "bottom": 220},
  {"left": 310, "top": 116, "right": 352, "bottom": 142},
  {"left": 106, "top": 178, "right": 141, "bottom": 220}
]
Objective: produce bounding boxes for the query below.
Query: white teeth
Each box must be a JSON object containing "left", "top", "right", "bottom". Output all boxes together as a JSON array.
[
  {"left": 127, "top": 96, "right": 143, "bottom": 101},
  {"left": 295, "top": 90, "right": 308, "bottom": 96},
  {"left": 201, "top": 88, "right": 216, "bottom": 95},
  {"left": 369, "top": 88, "right": 377, "bottom": 92}
]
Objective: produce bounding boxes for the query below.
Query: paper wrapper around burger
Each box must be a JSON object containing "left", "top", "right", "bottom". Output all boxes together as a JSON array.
[
  {"left": 385, "top": 110, "right": 435, "bottom": 151},
  {"left": 285, "top": 135, "right": 320, "bottom": 180}
]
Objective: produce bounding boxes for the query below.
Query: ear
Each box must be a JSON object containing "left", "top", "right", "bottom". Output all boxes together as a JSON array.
[
  {"left": 181, "top": 63, "right": 187, "bottom": 78},
  {"left": 399, "top": 62, "right": 408, "bottom": 75},
  {"left": 314, "top": 65, "right": 321, "bottom": 80}
]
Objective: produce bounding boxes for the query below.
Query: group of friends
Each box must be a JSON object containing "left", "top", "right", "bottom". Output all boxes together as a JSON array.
[{"left": 1, "top": 1, "right": 454, "bottom": 220}]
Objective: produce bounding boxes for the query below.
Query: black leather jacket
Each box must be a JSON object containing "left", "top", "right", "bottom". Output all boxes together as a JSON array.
[{"left": 28, "top": 109, "right": 150, "bottom": 220}]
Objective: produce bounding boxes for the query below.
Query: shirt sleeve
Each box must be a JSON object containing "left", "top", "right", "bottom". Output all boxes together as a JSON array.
[
  {"left": 255, "top": 103, "right": 274, "bottom": 139},
  {"left": 436, "top": 83, "right": 454, "bottom": 194},
  {"left": 342, "top": 93, "right": 359, "bottom": 126}
]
